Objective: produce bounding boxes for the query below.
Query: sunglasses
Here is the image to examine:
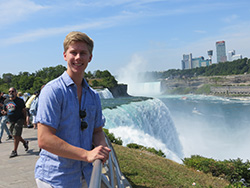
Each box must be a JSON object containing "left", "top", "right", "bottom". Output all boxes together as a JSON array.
[
  {"left": 79, "top": 110, "right": 88, "bottom": 131},
  {"left": 9, "top": 90, "right": 15, "bottom": 93}
]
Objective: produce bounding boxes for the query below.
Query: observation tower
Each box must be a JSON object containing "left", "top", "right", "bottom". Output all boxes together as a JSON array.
[{"left": 207, "top": 50, "right": 213, "bottom": 65}]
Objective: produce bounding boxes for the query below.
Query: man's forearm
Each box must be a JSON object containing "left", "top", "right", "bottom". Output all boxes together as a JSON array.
[{"left": 92, "top": 127, "right": 107, "bottom": 147}]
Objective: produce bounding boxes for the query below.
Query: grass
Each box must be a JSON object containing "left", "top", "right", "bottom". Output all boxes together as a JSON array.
[{"left": 113, "top": 144, "right": 231, "bottom": 188}]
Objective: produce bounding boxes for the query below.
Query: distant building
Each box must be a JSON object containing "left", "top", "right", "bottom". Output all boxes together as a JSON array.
[
  {"left": 192, "top": 57, "right": 211, "bottom": 68},
  {"left": 228, "top": 50, "right": 242, "bottom": 61},
  {"left": 207, "top": 50, "right": 213, "bottom": 64},
  {"left": 181, "top": 41, "right": 243, "bottom": 70},
  {"left": 182, "top": 53, "right": 192, "bottom": 69},
  {"left": 182, "top": 53, "right": 211, "bottom": 70},
  {"left": 216, "top": 41, "right": 227, "bottom": 63}
]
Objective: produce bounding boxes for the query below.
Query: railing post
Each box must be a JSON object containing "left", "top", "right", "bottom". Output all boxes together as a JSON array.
[
  {"left": 89, "top": 133, "right": 132, "bottom": 188},
  {"left": 89, "top": 159, "right": 102, "bottom": 188}
]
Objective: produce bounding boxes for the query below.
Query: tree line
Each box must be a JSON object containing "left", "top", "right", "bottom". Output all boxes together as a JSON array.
[
  {"left": 1, "top": 57, "right": 249, "bottom": 93},
  {"left": 0, "top": 65, "right": 117, "bottom": 94}
]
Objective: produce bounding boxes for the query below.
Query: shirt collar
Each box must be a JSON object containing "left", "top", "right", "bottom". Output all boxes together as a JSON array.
[{"left": 61, "top": 71, "right": 90, "bottom": 89}]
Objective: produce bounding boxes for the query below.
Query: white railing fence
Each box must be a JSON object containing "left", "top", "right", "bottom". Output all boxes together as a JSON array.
[{"left": 89, "top": 134, "right": 132, "bottom": 188}]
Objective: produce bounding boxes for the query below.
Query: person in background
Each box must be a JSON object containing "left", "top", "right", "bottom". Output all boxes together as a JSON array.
[
  {"left": 22, "top": 92, "right": 30, "bottom": 103},
  {"left": 35, "top": 31, "right": 111, "bottom": 188},
  {"left": 0, "top": 92, "right": 12, "bottom": 143},
  {"left": 29, "top": 90, "right": 41, "bottom": 129},
  {"left": 3, "top": 87, "right": 29, "bottom": 158},
  {"left": 25, "top": 92, "right": 36, "bottom": 128},
  {"left": 17, "top": 92, "right": 24, "bottom": 101}
]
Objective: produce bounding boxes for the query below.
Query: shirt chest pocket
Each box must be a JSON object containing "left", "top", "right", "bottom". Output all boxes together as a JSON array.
[{"left": 85, "top": 105, "right": 96, "bottom": 122}]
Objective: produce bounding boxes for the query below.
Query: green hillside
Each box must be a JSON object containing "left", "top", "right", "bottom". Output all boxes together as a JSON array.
[{"left": 113, "top": 144, "right": 231, "bottom": 188}]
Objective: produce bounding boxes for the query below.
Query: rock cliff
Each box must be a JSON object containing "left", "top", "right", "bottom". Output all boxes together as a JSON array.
[
  {"left": 161, "top": 74, "right": 250, "bottom": 96},
  {"left": 109, "top": 84, "right": 130, "bottom": 98}
]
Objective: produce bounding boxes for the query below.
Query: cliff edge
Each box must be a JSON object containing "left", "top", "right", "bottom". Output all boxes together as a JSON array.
[
  {"left": 161, "top": 74, "right": 250, "bottom": 96},
  {"left": 109, "top": 84, "right": 130, "bottom": 98}
]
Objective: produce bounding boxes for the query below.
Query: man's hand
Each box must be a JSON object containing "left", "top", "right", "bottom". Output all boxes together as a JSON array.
[{"left": 87, "top": 145, "right": 111, "bottom": 163}]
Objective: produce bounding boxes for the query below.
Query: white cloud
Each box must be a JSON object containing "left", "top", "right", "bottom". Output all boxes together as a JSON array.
[
  {"left": 222, "top": 14, "right": 239, "bottom": 23},
  {"left": 75, "top": 0, "right": 166, "bottom": 8},
  {"left": 194, "top": 30, "right": 207, "bottom": 34},
  {"left": 0, "top": 13, "right": 136, "bottom": 46},
  {"left": 0, "top": 0, "right": 47, "bottom": 26}
]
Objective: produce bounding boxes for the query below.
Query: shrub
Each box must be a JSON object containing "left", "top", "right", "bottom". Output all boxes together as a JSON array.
[
  {"left": 183, "top": 155, "right": 250, "bottom": 187},
  {"left": 103, "top": 128, "right": 123, "bottom": 145},
  {"left": 127, "top": 143, "right": 166, "bottom": 157}
]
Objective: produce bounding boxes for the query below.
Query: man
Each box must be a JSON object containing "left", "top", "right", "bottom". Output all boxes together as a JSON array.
[
  {"left": 29, "top": 90, "right": 41, "bottom": 129},
  {"left": 35, "top": 31, "right": 111, "bottom": 188},
  {"left": 3, "top": 88, "right": 29, "bottom": 158},
  {"left": 0, "top": 92, "right": 12, "bottom": 143}
]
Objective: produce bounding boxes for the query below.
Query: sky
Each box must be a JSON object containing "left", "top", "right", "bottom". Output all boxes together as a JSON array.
[{"left": 1, "top": 0, "right": 250, "bottom": 81}]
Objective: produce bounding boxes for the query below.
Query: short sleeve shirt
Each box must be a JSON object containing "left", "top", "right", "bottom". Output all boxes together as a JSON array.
[
  {"left": 4, "top": 97, "right": 25, "bottom": 122},
  {"left": 35, "top": 71, "right": 105, "bottom": 188}
]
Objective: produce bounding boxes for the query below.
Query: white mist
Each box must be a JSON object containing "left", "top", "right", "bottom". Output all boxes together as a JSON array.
[{"left": 117, "top": 54, "right": 162, "bottom": 96}]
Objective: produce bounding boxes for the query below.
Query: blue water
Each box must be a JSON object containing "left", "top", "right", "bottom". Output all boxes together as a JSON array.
[
  {"left": 159, "top": 95, "right": 250, "bottom": 162},
  {"left": 99, "top": 89, "right": 250, "bottom": 162}
]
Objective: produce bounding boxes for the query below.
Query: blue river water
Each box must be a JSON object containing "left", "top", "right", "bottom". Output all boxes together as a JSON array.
[
  {"left": 159, "top": 95, "right": 250, "bottom": 162},
  {"left": 99, "top": 90, "right": 250, "bottom": 163}
]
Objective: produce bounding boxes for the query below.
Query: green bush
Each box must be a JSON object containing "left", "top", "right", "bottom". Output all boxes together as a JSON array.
[
  {"left": 127, "top": 143, "right": 166, "bottom": 157},
  {"left": 126, "top": 143, "right": 143, "bottom": 149},
  {"left": 103, "top": 128, "right": 123, "bottom": 145},
  {"left": 183, "top": 155, "right": 250, "bottom": 187}
]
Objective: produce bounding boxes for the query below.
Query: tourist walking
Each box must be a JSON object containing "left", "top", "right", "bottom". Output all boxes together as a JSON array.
[
  {"left": 35, "top": 31, "right": 111, "bottom": 188},
  {"left": 0, "top": 91, "right": 12, "bottom": 143},
  {"left": 29, "top": 90, "right": 40, "bottom": 129},
  {"left": 3, "top": 87, "right": 29, "bottom": 158},
  {"left": 0, "top": 115, "right": 13, "bottom": 143},
  {"left": 25, "top": 92, "right": 36, "bottom": 128}
]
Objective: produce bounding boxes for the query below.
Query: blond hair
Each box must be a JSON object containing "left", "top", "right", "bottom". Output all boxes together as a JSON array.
[{"left": 63, "top": 31, "right": 94, "bottom": 55}]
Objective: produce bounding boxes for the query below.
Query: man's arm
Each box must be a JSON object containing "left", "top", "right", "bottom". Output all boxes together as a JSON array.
[
  {"left": 92, "top": 126, "right": 108, "bottom": 147},
  {"left": 37, "top": 123, "right": 110, "bottom": 163},
  {"left": 92, "top": 126, "right": 111, "bottom": 163}
]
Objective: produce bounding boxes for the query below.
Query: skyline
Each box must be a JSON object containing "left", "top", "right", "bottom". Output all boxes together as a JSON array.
[{"left": 1, "top": 0, "right": 250, "bottom": 80}]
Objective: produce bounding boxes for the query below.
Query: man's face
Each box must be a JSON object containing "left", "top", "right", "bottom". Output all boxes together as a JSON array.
[
  {"left": 63, "top": 41, "right": 92, "bottom": 77},
  {"left": 8, "top": 89, "right": 16, "bottom": 99}
]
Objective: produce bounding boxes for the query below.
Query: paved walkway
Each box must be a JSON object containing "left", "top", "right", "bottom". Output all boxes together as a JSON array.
[{"left": 0, "top": 128, "right": 40, "bottom": 188}]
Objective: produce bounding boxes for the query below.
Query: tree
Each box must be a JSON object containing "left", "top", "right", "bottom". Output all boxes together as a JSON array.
[
  {"left": 92, "top": 80, "right": 99, "bottom": 87},
  {"left": 2, "top": 73, "right": 13, "bottom": 84},
  {"left": 32, "top": 77, "right": 45, "bottom": 92}
]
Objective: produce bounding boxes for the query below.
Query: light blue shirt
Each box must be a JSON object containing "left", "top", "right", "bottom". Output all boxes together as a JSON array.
[{"left": 35, "top": 71, "right": 105, "bottom": 188}]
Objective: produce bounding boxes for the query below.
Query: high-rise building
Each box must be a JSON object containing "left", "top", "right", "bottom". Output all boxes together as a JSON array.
[
  {"left": 207, "top": 50, "right": 213, "bottom": 65},
  {"left": 228, "top": 50, "right": 242, "bottom": 61},
  {"left": 182, "top": 53, "right": 192, "bottom": 69},
  {"left": 216, "top": 41, "right": 227, "bottom": 63}
]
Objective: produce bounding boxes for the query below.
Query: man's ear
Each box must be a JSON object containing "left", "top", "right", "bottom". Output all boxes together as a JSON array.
[
  {"left": 63, "top": 52, "right": 67, "bottom": 61},
  {"left": 88, "top": 54, "right": 93, "bottom": 63}
]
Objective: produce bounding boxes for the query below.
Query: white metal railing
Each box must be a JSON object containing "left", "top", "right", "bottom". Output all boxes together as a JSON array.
[{"left": 89, "top": 135, "right": 132, "bottom": 188}]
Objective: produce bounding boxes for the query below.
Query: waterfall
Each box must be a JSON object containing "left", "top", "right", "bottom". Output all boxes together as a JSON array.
[
  {"left": 97, "top": 88, "right": 114, "bottom": 99},
  {"left": 128, "top": 82, "right": 162, "bottom": 96},
  {"left": 103, "top": 98, "right": 183, "bottom": 163}
]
